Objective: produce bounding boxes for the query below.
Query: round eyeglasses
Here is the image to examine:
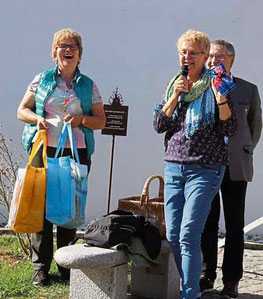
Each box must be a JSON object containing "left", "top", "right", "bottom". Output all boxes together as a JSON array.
[
  {"left": 178, "top": 51, "right": 204, "bottom": 58},
  {"left": 209, "top": 54, "right": 231, "bottom": 61}
]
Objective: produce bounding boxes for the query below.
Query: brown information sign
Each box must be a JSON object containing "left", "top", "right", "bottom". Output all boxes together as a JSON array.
[{"left": 102, "top": 104, "right": 129, "bottom": 136}]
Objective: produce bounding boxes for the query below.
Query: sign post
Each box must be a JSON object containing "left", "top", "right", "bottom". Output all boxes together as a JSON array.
[{"left": 102, "top": 87, "right": 128, "bottom": 214}]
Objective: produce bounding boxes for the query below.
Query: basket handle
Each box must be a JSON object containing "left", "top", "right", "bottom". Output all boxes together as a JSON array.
[{"left": 140, "top": 175, "right": 164, "bottom": 205}]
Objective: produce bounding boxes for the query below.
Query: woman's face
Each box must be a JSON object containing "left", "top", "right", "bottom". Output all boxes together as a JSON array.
[
  {"left": 178, "top": 40, "right": 208, "bottom": 80},
  {"left": 54, "top": 37, "right": 80, "bottom": 71}
]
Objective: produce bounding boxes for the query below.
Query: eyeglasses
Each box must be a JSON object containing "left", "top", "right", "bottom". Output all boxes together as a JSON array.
[
  {"left": 209, "top": 54, "right": 230, "bottom": 61},
  {"left": 178, "top": 51, "right": 204, "bottom": 58},
  {"left": 57, "top": 44, "right": 78, "bottom": 51}
]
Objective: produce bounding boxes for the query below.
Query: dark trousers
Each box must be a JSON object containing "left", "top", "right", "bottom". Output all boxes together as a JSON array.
[
  {"left": 31, "top": 146, "right": 91, "bottom": 275},
  {"left": 31, "top": 218, "right": 76, "bottom": 275},
  {"left": 201, "top": 166, "right": 247, "bottom": 282}
]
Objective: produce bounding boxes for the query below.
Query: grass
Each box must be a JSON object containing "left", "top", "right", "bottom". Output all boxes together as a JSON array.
[{"left": 0, "top": 234, "right": 69, "bottom": 299}]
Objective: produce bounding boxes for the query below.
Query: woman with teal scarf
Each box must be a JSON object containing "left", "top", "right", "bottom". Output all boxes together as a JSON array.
[{"left": 153, "top": 30, "right": 237, "bottom": 299}]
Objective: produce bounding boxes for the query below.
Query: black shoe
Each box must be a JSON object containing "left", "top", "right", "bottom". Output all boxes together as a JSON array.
[
  {"left": 32, "top": 270, "right": 50, "bottom": 286},
  {"left": 58, "top": 271, "right": 70, "bottom": 282},
  {"left": 199, "top": 275, "right": 214, "bottom": 294},
  {"left": 221, "top": 281, "right": 238, "bottom": 298}
]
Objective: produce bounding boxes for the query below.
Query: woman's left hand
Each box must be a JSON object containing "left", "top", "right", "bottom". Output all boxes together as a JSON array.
[
  {"left": 211, "top": 80, "right": 221, "bottom": 101},
  {"left": 211, "top": 80, "right": 226, "bottom": 104},
  {"left": 211, "top": 79, "right": 232, "bottom": 120},
  {"left": 64, "top": 114, "right": 84, "bottom": 127}
]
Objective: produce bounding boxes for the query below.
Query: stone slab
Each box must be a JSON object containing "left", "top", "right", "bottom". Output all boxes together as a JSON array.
[
  {"left": 70, "top": 264, "right": 128, "bottom": 299},
  {"left": 54, "top": 244, "right": 129, "bottom": 269}
]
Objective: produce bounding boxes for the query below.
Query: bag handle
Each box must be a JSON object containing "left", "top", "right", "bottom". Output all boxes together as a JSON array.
[
  {"left": 55, "top": 121, "right": 80, "bottom": 164},
  {"left": 67, "top": 122, "right": 80, "bottom": 164},
  {"left": 28, "top": 130, "right": 47, "bottom": 167},
  {"left": 55, "top": 121, "right": 70, "bottom": 157},
  {"left": 140, "top": 175, "right": 164, "bottom": 205}
]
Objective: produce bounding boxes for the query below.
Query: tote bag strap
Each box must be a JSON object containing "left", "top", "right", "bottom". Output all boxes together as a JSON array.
[
  {"left": 67, "top": 122, "right": 80, "bottom": 164},
  {"left": 55, "top": 122, "right": 70, "bottom": 157},
  {"left": 55, "top": 121, "right": 80, "bottom": 164},
  {"left": 28, "top": 130, "right": 47, "bottom": 167}
]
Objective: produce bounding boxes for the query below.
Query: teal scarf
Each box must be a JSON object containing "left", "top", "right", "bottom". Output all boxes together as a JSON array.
[{"left": 165, "top": 67, "right": 215, "bottom": 138}]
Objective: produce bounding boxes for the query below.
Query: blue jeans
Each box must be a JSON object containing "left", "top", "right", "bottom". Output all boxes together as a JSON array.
[{"left": 164, "top": 162, "right": 225, "bottom": 299}]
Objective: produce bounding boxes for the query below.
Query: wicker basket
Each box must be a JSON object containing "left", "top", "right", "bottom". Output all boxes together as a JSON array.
[{"left": 118, "top": 175, "right": 166, "bottom": 239}]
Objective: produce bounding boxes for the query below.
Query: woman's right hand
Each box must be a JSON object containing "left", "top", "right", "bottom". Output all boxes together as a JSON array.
[
  {"left": 172, "top": 75, "right": 192, "bottom": 98},
  {"left": 37, "top": 116, "right": 48, "bottom": 130},
  {"left": 162, "top": 76, "right": 192, "bottom": 118}
]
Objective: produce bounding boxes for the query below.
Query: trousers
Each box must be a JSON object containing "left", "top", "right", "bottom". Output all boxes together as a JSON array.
[
  {"left": 31, "top": 218, "right": 76, "bottom": 275},
  {"left": 31, "top": 146, "right": 91, "bottom": 275},
  {"left": 164, "top": 162, "right": 225, "bottom": 299},
  {"left": 201, "top": 166, "right": 247, "bottom": 282}
]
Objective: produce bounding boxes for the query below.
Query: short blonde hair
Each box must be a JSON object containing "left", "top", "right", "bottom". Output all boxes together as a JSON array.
[
  {"left": 51, "top": 28, "right": 83, "bottom": 61},
  {"left": 177, "top": 29, "right": 210, "bottom": 54}
]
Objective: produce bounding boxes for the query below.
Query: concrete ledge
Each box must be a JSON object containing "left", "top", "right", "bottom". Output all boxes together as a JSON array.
[
  {"left": 0, "top": 228, "right": 16, "bottom": 235},
  {"left": 243, "top": 241, "right": 263, "bottom": 250}
]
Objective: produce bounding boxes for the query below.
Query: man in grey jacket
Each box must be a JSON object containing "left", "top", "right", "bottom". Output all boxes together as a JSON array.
[{"left": 200, "top": 40, "right": 262, "bottom": 298}]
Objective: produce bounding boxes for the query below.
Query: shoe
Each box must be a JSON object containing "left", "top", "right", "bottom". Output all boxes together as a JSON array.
[
  {"left": 32, "top": 270, "right": 50, "bottom": 286},
  {"left": 199, "top": 275, "right": 214, "bottom": 293},
  {"left": 221, "top": 281, "right": 238, "bottom": 298},
  {"left": 58, "top": 271, "right": 70, "bottom": 282}
]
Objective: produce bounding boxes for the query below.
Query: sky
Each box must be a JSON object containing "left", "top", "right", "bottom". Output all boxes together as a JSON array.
[{"left": 1, "top": 0, "right": 263, "bottom": 233}]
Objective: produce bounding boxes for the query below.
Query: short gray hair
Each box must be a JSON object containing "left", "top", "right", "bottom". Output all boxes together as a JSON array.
[{"left": 211, "top": 39, "right": 235, "bottom": 56}]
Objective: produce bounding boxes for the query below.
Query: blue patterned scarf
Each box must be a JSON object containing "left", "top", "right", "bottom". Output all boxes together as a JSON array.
[
  {"left": 162, "top": 65, "right": 236, "bottom": 138},
  {"left": 165, "top": 67, "right": 214, "bottom": 138}
]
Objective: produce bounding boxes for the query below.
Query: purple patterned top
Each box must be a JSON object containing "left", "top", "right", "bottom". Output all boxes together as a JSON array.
[{"left": 153, "top": 96, "right": 237, "bottom": 167}]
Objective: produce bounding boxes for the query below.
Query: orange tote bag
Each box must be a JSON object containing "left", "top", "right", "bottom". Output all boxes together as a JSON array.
[{"left": 8, "top": 130, "right": 47, "bottom": 233}]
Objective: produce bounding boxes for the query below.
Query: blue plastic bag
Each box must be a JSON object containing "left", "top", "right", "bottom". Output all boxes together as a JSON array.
[{"left": 46, "top": 121, "right": 88, "bottom": 229}]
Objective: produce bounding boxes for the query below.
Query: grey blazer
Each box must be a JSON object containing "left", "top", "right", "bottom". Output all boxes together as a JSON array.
[{"left": 228, "top": 77, "right": 262, "bottom": 182}]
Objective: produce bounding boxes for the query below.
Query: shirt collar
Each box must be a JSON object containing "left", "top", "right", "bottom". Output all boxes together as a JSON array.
[{"left": 55, "top": 67, "right": 82, "bottom": 85}]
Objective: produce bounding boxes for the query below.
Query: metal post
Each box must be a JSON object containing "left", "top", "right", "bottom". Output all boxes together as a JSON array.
[
  {"left": 102, "top": 87, "right": 128, "bottom": 214},
  {"left": 106, "top": 135, "right": 115, "bottom": 214}
]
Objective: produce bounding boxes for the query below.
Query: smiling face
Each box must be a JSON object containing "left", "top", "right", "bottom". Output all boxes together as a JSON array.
[
  {"left": 178, "top": 40, "right": 208, "bottom": 81},
  {"left": 54, "top": 37, "right": 80, "bottom": 71}
]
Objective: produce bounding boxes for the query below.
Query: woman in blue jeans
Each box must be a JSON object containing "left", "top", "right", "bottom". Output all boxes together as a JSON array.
[{"left": 153, "top": 29, "right": 237, "bottom": 299}]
